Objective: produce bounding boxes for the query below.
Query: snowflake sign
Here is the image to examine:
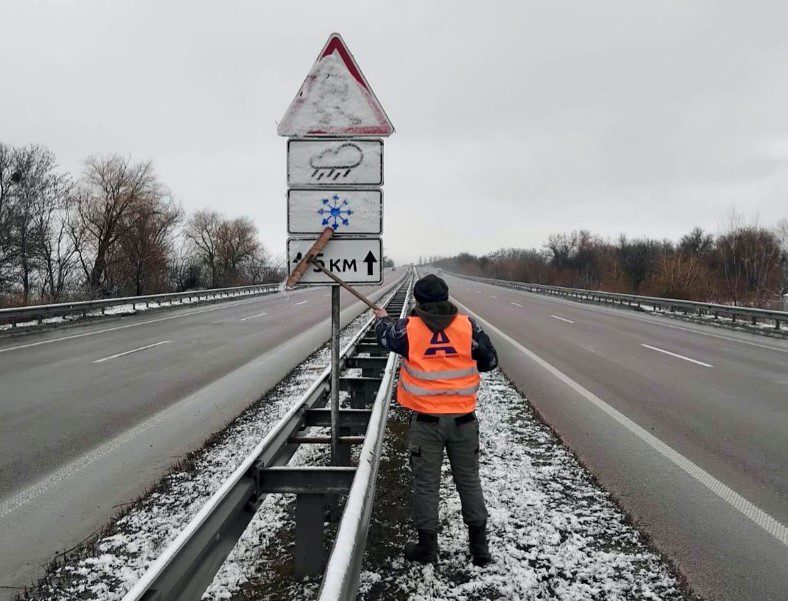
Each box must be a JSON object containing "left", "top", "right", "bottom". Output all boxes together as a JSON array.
[{"left": 318, "top": 195, "right": 353, "bottom": 230}]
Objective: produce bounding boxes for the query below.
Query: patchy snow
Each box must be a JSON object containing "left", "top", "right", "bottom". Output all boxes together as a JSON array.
[
  {"left": 28, "top": 296, "right": 388, "bottom": 600},
  {"left": 353, "top": 370, "right": 692, "bottom": 601}
]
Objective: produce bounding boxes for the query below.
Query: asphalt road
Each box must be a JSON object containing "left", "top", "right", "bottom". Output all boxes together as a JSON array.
[
  {"left": 440, "top": 271, "right": 788, "bottom": 601},
  {"left": 0, "top": 275, "right": 401, "bottom": 594}
]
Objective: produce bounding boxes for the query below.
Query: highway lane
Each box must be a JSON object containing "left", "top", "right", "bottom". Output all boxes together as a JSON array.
[
  {"left": 0, "top": 275, "right": 401, "bottom": 593},
  {"left": 441, "top": 272, "right": 788, "bottom": 601}
]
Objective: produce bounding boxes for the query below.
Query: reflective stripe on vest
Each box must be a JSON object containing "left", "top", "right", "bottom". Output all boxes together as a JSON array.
[
  {"left": 400, "top": 379, "right": 480, "bottom": 397},
  {"left": 402, "top": 363, "right": 479, "bottom": 381},
  {"left": 396, "top": 314, "right": 480, "bottom": 414}
]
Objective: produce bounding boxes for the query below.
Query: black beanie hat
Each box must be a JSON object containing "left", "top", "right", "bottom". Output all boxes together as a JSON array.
[{"left": 414, "top": 274, "right": 449, "bottom": 304}]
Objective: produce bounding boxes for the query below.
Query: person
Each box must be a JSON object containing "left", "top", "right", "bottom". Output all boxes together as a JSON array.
[{"left": 373, "top": 273, "right": 499, "bottom": 566}]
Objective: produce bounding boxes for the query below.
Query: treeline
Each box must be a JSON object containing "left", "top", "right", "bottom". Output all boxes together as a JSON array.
[
  {"left": 0, "top": 143, "right": 283, "bottom": 307},
  {"left": 430, "top": 222, "right": 788, "bottom": 308}
]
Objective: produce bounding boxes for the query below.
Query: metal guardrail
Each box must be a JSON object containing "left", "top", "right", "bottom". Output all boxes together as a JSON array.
[
  {"left": 0, "top": 284, "right": 281, "bottom": 328},
  {"left": 443, "top": 270, "right": 787, "bottom": 331},
  {"left": 121, "top": 271, "right": 412, "bottom": 601},
  {"left": 318, "top": 275, "right": 412, "bottom": 601}
]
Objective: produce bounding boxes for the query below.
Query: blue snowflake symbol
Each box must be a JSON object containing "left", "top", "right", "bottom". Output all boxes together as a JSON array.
[{"left": 317, "top": 194, "right": 353, "bottom": 230}]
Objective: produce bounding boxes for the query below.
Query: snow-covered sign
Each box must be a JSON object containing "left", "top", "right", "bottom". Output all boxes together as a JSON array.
[
  {"left": 287, "top": 238, "right": 383, "bottom": 284},
  {"left": 288, "top": 189, "right": 382, "bottom": 235},
  {"left": 278, "top": 33, "right": 394, "bottom": 137},
  {"left": 287, "top": 139, "right": 383, "bottom": 186}
]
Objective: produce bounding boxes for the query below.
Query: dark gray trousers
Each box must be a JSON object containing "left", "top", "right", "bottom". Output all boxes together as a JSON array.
[{"left": 408, "top": 413, "right": 488, "bottom": 532}]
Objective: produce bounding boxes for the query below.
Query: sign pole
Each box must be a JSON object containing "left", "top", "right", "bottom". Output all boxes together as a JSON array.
[{"left": 330, "top": 284, "right": 341, "bottom": 465}]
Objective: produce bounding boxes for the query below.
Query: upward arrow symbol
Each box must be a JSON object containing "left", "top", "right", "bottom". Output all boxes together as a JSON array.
[{"left": 363, "top": 251, "right": 378, "bottom": 275}]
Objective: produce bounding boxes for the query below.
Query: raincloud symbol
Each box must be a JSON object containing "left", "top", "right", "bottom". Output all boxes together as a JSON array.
[{"left": 309, "top": 143, "right": 363, "bottom": 180}]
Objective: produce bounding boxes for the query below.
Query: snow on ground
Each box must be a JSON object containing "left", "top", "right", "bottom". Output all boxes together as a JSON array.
[
  {"left": 29, "top": 299, "right": 383, "bottom": 601},
  {"left": 355, "top": 370, "right": 695, "bottom": 601},
  {"left": 200, "top": 372, "right": 695, "bottom": 600}
]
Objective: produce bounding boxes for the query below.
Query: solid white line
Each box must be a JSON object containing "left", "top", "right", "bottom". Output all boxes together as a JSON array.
[
  {"left": 641, "top": 344, "right": 713, "bottom": 368},
  {"left": 511, "top": 301, "right": 523, "bottom": 307},
  {"left": 294, "top": 300, "right": 308, "bottom": 306},
  {"left": 239, "top": 312, "right": 267, "bottom": 321},
  {"left": 0, "top": 295, "right": 275, "bottom": 354},
  {"left": 93, "top": 340, "right": 171, "bottom": 363},
  {"left": 453, "top": 299, "right": 787, "bottom": 547},
  {"left": 550, "top": 314, "right": 575, "bottom": 324}
]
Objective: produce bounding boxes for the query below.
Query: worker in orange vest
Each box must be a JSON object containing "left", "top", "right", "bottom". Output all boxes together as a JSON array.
[{"left": 374, "top": 274, "right": 498, "bottom": 566}]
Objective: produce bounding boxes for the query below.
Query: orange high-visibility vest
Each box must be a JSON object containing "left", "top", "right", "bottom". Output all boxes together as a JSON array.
[{"left": 397, "top": 315, "right": 480, "bottom": 414}]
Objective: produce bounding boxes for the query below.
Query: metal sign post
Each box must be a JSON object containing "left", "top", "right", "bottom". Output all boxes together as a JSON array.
[
  {"left": 279, "top": 32, "right": 394, "bottom": 513},
  {"left": 330, "top": 285, "right": 341, "bottom": 465}
]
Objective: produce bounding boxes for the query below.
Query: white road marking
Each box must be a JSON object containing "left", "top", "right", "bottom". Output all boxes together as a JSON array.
[
  {"left": 453, "top": 299, "right": 788, "bottom": 547},
  {"left": 294, "top": 300, "right": 308, "bottom": 306},
  {"left": 239, "top": 312, "right": 267, "bottom": 321},
  {"left": 511, "top": 302, "right": 523, "bottom": 307},
  {"left": 0, "top": 295, "right": 275, "bottom": 354},
  {"left": 476, "top": 290, "right": 482, "bottom": 294},
  {"left": 641, "top": 344, "right": 713, "bottom": 368},
  {"left": 550, "top": 314, "right": 575, "bottom": 324},
  {"left": 93, "top": 340, "right": 171, "bottom": 363},
  {"left": 490, "top": 295, "right": 497, "bottom": 299},
  {"left": 494, "top": 283, "right": 788, "bottom": 354}
]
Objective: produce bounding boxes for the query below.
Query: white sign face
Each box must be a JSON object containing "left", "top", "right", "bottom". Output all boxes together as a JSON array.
[
  {"left": 287, "top": 139, "right": 383, "bottom": 187},
  {"left": 287, "top": 238, "right": 383, "bottom": 285},
  {"left": 288, "top": 189, "right": 382, "bottom": 235}
]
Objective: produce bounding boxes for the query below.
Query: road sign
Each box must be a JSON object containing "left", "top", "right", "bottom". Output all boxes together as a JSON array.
[
  {"left": 288, "top": 189, "right": 382, "bottom": 236},
  {"left": 278, "top": 33, "right": 394, "bottom": 137},
  {"left": 287, "top": 139, "right": 383, "bottom": 187},
  {"left": 287, "top": 238, "right": 383, "bottom": 285}
]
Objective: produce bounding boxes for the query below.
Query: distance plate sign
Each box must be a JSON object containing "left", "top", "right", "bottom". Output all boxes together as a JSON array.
[
  {"left": 288, "top": 189, "right": 382, "bottom": 235},
  {"left": 287, "top": 139, "right": 383, "bottom": 187},
  {"left": 287, "top": 237, "right": 383, "bottom": 285}
]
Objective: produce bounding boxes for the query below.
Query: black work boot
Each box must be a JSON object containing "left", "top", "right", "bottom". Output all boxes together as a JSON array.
[
  {"left": 404, "top": 529, "right": 438, "bottom": 564},
  {"left": 468, "top": 522, "right": 492, "bottom": 566}
]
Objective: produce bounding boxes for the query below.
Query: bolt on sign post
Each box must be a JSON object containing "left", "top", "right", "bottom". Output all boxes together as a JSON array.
[{"left": 279, "top": 33, "right": 394, "bottom": 469}]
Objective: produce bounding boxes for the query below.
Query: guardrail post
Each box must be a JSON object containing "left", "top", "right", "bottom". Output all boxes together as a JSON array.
[
  {"left": 776, "top": 319, "right": 781, "bottom": 330},
  {"left": 294, "top": 493, "right": 326, "bottom": 576}
]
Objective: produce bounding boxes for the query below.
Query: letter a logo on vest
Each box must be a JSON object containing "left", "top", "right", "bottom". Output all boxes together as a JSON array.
[{"left": 424, "top": 330, "right": 458, "bottom": 357}]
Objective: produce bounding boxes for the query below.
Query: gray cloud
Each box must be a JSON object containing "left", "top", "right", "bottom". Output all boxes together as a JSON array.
[{"left": 1, "top": 0, "right": 785, "bottom": 262}]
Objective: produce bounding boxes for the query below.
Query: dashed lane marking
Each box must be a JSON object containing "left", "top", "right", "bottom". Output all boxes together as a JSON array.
[
  {"left": 239, "top": 312, "right": 267, "bottom": 321},
  {"left": 93, "top": 340, "right": 171, "bottom": 363},
  {"left": 550, "top": 314, "right": 575, "bottom": 324},
  {"left": 641, "top": 344, "right": 713, "bottom": 368},
  {"left": 490, "top": 295, "right": 497, "bottom": 299},
  {"left": 453, "top": 298, "right": 788, "bottom": 547},
  {"left": 0, "top": 296, "right": 275, "bottom": 354},
  {"left": 511, "top": 301, "right": 523, "bottom": 307},
  {"left": 466, "top": 279, "right": 788, "bottom": 355},
  {"left": 294, "top": 300, "right": 308, "bottom": 306}
]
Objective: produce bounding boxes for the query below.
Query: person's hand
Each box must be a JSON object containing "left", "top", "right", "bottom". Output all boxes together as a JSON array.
[{"left": 373, "top": 307, "right": 389, "bottom": 319}]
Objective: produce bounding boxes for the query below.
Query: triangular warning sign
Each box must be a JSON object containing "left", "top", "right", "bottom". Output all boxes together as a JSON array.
[{"left": 278, "top": 33, "right": 394, "bottom": 137}]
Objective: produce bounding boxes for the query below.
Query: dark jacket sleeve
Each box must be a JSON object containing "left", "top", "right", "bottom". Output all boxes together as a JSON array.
[
  {"left": 375, "top": 316, "right": 409, "bottom": 358},
  {"left": 470, "top": 317, "right": 498, "bottom": 372}
]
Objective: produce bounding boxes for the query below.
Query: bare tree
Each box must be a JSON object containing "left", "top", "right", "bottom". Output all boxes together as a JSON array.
[
  {"left": 216, "top": 216, "right": 259, "bottom": 285},
  {"left": 0, "top": 143, "right": 17, "bottom": 294},
  {"left": 185, "top": 209, "right": 222, "bottom": 287},
  {"left": 107, "top": 194, "right": 183, "bottom": 295},
  {"left": 716, "top": 225, "right": 783, "bottom": 306},
  {"left": 73, "top": 155, "right": 161, "bottom": 295},
  {"left": 616, "top": 236, "right": 662, "bottom": 293}
]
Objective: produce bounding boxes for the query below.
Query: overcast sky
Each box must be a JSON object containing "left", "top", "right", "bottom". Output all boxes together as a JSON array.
[{"left": 1, "top": 0, "right": 786, "bottom": 263}]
